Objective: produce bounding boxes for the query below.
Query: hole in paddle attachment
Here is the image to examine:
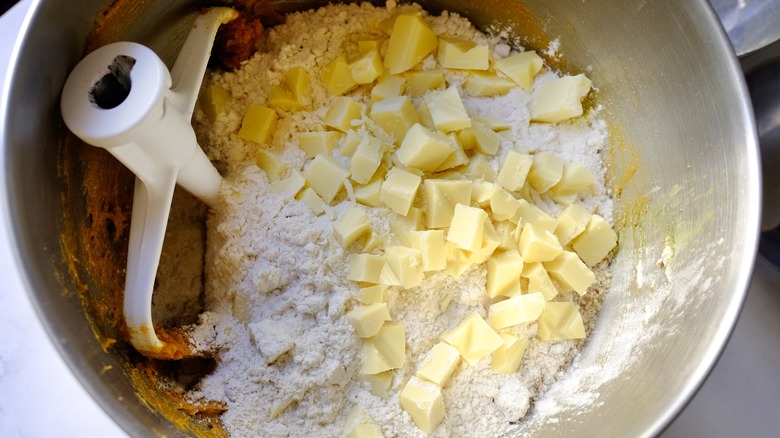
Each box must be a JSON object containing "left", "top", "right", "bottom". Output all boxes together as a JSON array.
[{"left": 90, "top": 55, "right": 136, "bottom": 109}]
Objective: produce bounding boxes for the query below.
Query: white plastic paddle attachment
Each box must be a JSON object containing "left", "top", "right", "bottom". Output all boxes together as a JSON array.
[{"left": 60, "top": 7, "right": 238, "bottom": 357}]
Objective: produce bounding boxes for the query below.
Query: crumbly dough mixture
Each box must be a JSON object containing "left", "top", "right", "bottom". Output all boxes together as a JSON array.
[{"left": 181, "top": 2, "right": 614, "bottom": 436}]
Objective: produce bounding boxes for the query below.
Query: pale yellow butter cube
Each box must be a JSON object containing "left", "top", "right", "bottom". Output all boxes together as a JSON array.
[
  {"left": 390, "top": 207, "right": 423, "bottom": 247},
  {"left": 380, "top": 246, "right": 424, "bottom": 289},
  {"left": 488, "top": 292, "right": 545, "bottom": 329},
  {"left": 271, "top": 169, "right": 305, "bottom": 196},
  {"left": 447, "top": 204, "right": 488, "bottom": 252},
  {"left": 349, "top": 49, "right": 385, "bottom": 85},
  {"left": 537, "top": 301, "right": 586, "bottom": 341},
  {"left": 396, "top": 124, "right": 454, "bottom": 172},
  {"left": 521, "top": 262, "right": 559, "bottom": 301},
  {"left": 320, "top": 55, "right": 358, "bottom": 96},
  {"left": 437, "top": 38, "right": 489, "bottom": 70},
  {"left": 412, "top": 230, "right": 446, "bottom": 272},
  {"left": 441, "top": 313, "right": 504, "bottom": 365},
  {"left": 494, "top": 51, "right": 543, "bottom": 91},
  {"left": 358, "top": 285, "right": 386, "bottom": 304},
  {"left": 471, "top": 121, "right": 500, "bottom": 155},
  {"left": 489, "top": 188, "right": 522, "bottom": 222},
  {"left": 347, "top": 302, "right": 391, "bottom": 338},
  {"left": 415, "top": 99, "right": 437, "bottom": 131},
  {"left": 435, "top": 134, "right": 469, "bottom": 172},
  {"left": 296, "top": 131, "right": 342, "bottom": 158},
  {"left": 340, "top": 130, "right": 362, "bottom": 156},
  {"left": 303, "top": 154, "right": 350, "bottom": 204},
  {"left": 380, "top": 167, "right": 422, "bottom": 216},
  {"left": 495, "top": 221, "right": 519, "bottom": 252},
  {"left": 333, "top": 207, "right": 371, "bottom": 248},
  {"left": 456, "top": 127, "right": 477, "bottom": 150},
  {"left": 355, "top": 177, "right": 384, "bottom": 208},
  {"left": 486, "top": 250, "right": 524, "bottom": 298},
  {"left": 345, "top": 406, "right": 385, "bottom": 438},
  {"left": 371, "top": 75, "right": 406, "bottom": 102},
  {"left": 201, "top": 84, "right": 230, "bottom": 123},
  {"left": 497, "top": 150, "right": 533, "bottom": 192},
  {"left": 424, "top": 179, "right": 472, "bottom": 228},
  {"left": 464, "top": 155, "right": 496, "bottom": 182},
  {"left": 240, "top": 105, "right": 278, "bottom": 144},
  {"left": 463, "top": 72, "right": 516, "bottom": 97},
  {"left": 370, "top": 323, "right": 406, "bottom": 369},
  {"left": 472, "top": 180, "right": 498, "bottom": 208},
  {"left": 406, "top": 69, "right": 445, "bottom": 97},
  {"left": 512, "top": 199, "right": 559, "bottom": 231},
  {"left": 268, "top": 84, "right": 303, "bottom": 111},
  {"left": 416, "top": 342, "right": 461, "bottom": 387},
  {"left": 549, "top": 163, "right": 596, "bottom": 204},
  {"left": 530, "top": 74, "right": 592, "bottom": 123},
  {"left": 544, "top": 251, "right": 594, "bottom": 295},
  {"left": 527, "top": 151, "right": 564, "bottom": 193},
  {"left": 255, "top": 149, "right": 287, "bottom": 182},
  {"left": 466, "top": 218, "right": 500, "bottom": 265},
  {"left": 445, "top": 242, "right": 472, "bottom": 277},
  {"left": 384, "top": 14, "right": 438, "bottom": 74},
  {"left": 351, "top": 134, "right": 383, "bottom": 185},
  {"left": 571, "top": 214, "right": 617, "bottom": 266},
  {"left": 554, "top": 203, "right": 592, "bottom": 246},
  {"left": 518, "top": 223, "right": 563, "bottom": 263},
  {"left": 297, "top": 187, "right": 327, "bottom": 215},
  {"left": 473, "top": 115, "right": 511, "bottom": 131},
  {"left": 324, "top": 96, "right": 363, "bottom": 133},
  {"left": 348, "top": 253, "right": 385, "bottom": 284},
  {"left": 400, "top": 376, "right": 445, "bottom": 434},
  {"left": 377, "top": 10, "right": 422, "bottom": 35},
  {"left": 357, "top": 39, "right": 382, "bottom": 54},
  {"left": 283, "top": 68, "right": 311, "bottom": 105},
  {"left": 491, "top": 333, "right": 529, "bottom": 374},
  {"left": 361, "top": 341, "right": 392, "bottom": 374},
  {"left": 359, "top": 371, "right": 392, "bottom": 397},
  {"left": 362, "top": 231, "right": 385, "bottom": 253},
  {"left": 424, "top": 86, "right": 471, "bottom": 133},
  {"left": 370, "top": 96, "right": 420, "bottom": 144}
]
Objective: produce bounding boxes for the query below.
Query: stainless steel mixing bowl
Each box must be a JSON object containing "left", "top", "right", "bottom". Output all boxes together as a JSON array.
[{"left": 0, "top": 0, "right": 760, "bottom": 436}]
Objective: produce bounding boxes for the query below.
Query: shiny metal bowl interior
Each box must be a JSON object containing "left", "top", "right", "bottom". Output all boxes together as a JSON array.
[{"left": 1, "top": 0, "right": 760, "bottom": 436}]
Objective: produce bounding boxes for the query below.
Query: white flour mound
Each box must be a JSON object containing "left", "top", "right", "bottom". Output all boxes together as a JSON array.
[{"left": 185, "top": 3, "right": 614, "bottom": 437}]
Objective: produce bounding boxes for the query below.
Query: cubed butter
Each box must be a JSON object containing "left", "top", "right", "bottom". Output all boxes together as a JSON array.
[
  {"left": 512, "top": 199, "right": 559, "bottom": 231},
  {"left": 384, "top": 14, "right": 438, "bottom": 74},
  {"left": 549, "top": 163, "right": 596, "bottom": 204},
  {"left": 324, "top": 96, "right": 363, "bottom": 133},
  {"left": 463, "top": 72, "right": 516, "bottom": 97},
  {"left": 497, "top": 150, "right": 533, "bottom": 192},
  {"left": 347, "top": 302, "right": 391, "bottom": 338},
  {"left": 487, "top": 292, "right": 546, "bottom": 329},
  {"left": 447, "top": 204, "right": 488, "bottom": 252},
  {"left": 521, "top": 262, "right": 559, "bottom": 301},
  {"left": 554, "top": 203, "right": 592, "bottom": 246},
  {"left": 518, "top": 223, "right": 563, "bottom": 263},
  {"left": 415, "top": 99, "right": 436, "bottom": 131},
  {"left": 371, "top": 75, "right": 406, "bottom": 102},
  {"left": 362, "top": 231, "right": 385, "bottom": 253},
  {"left": 369, "top": 323, "right": 406, "bottom": 369},
  {"left": 530, "top": 74, "right": 592, "bottom": 123},
  {"left": 255, "top": 149, "right": 287, "bottom": 182},
  {"left": 349, "top": 49, "right": 385, "bottom": 84},
  {"left": 345, "top": 406, "right": 385, "bottom": 438},
  {"left": 321, "top": 55, "right": 358, "bottom": 96},
  {"left": 445, "top": 242, "right": 472, "bottom": 277},
  {"left": 360, "top": 371, "right": 393, "bottom": 397},
  {"left": 201, "top": 84, "right": 230, "bottom": 123},
  {"left": 355, "top": 177, "right": 384, "bottom": 208},
  {"left": 486, "top": 250, "right": 524, "bottom": 298},
  {"left": 435, "top": 134, "right": 468, "bottom": 172},
  {"left": 348, "top": 253, "right": 385, "bottom": 284},
  {"left": 412, "top": 230, "right": 446, "bottom": 272},
  {"left": 380, "top": 167, "right": 422, "bottom": 216},
  {"left": 464, "top": 155, "right": 496, "bottom": 182},
  {"left": 495, "top": 221, "right": 519, "bottom": 252},
  {"left": 406, "top": 69, "right": 445, "bottom": 97},
  {"left": 571, "top": 214, "right": 617, "bottom": 266},
  {"left": 494, "top": 51, "right": 543, "bottom": 91},
  {"left": 424, "top": 86, "right": 471, "bottom": 133},
  {"left": 239, "top": 105, "right": 278, "bottom": 144},
  {"left": 489, "top": 188, "right": 522, "bottom": 222},
  {"left": 303, "top": 154, "right": 350, "bottom": 203},
  {"left": 268, "top": 84, "right": 303, "bottom": 111},
  {"left": 544, "top": 251, "right": 594, "bottom": 295},
  {"left": 416, "top": 342, "right": 461, "bottom": 387},
  {"left": 396, "top": 123, "right": 455, "bottom": 171},
  {"left": 380, "top": 246, "right": 424, "bottom": 289},
  {"left": 390, "top": 207, "right": 424, "bottom": 247},
  {"left": 473, "top": 115, "right": 511, "bottom": 131},
  {"left": 357, "top": 285, "right": 386, "bottom": 304},
  {"left": 437, "top": 38, "right": 489, "bottom": 70},
  {"left": 351, "top": 134, "right": 383, "bottom": 185},
  {"left": 283, "top": 68, "right": 311, "bottom": 105},
  {"left": 296, "top": 131, "right": 342, "bottom": 158},
  {"left": 471, "top": 121, "right": 500, "bottom": 155},
  {"left": 370, "top": 96, "right": 420, "bottom": 144},
  {"left": 339, "top": 129, "right": 362, "bottom": 156},
  {"left": 537, "top": 301, "right": 586, "bottom": 341},
  {"left": 333, "top": 207, "right": 371, "bottom": 248},
  {"left": 491, "top": 333, "right": 529, "bottom": 375},
  {"left": 466, "top": 218, "right": 500, "bottom": 265},
  {"left": 441, "top": 313, "right": 504, "bottom": 365},
  {"left": 399, "top": 376, "right": 445, "bottom": 434},
  {"left": 424, "top": 179, "right": 473, "bottom": 228},
  {"left": 527, "top": 151, "right": 564, "bottom": 194},
  {"left": 297, "top": 187, "right": 328, "bottom": 215},
  {"left": 270, "top": 169, "right": 305, "bottom": 196}
]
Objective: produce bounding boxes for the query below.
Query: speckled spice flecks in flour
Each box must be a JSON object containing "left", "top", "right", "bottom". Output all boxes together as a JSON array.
[{"left": 182, "top": 3, "right": 615, "bottom": 437}]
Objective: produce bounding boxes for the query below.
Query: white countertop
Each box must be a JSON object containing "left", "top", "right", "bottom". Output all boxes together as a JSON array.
[{"left": 1, "top": 1, "right": 779, "bottom": 437}]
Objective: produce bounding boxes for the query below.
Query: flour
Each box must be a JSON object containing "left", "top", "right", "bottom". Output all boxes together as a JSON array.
[{"left": 185, "top": 3, "right": 614, "bottom": 437}]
